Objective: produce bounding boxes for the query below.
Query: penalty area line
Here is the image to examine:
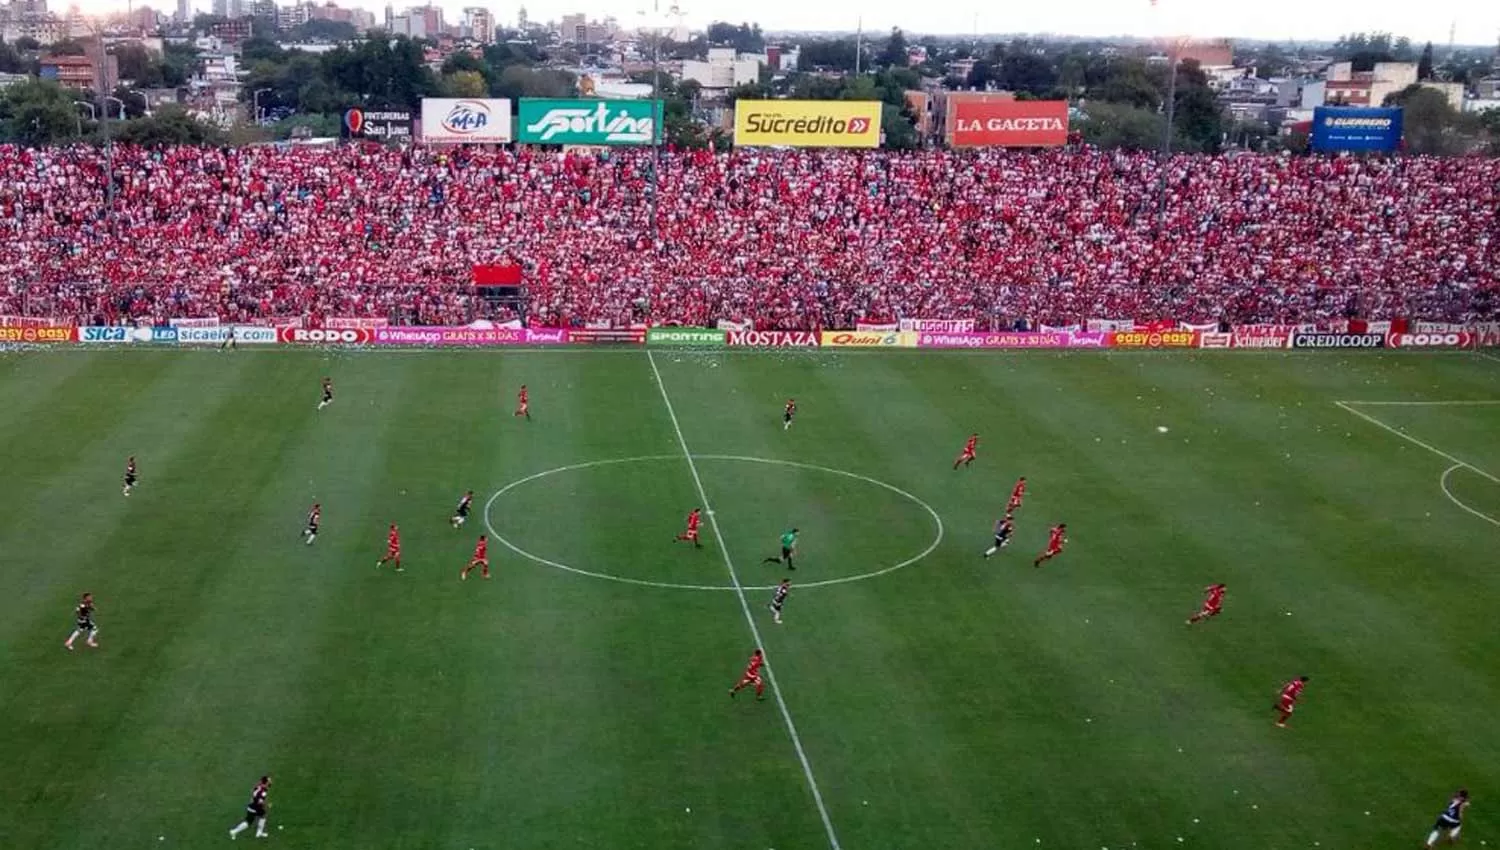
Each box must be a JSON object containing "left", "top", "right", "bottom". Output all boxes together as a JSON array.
[
  {"left": 1334, "top": 401, "right": 1500, "bottom": 485},
  {"left": 646, "top": 349, "right": 843, "bottom": 850}
]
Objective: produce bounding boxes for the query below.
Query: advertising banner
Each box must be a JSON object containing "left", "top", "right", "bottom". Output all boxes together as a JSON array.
[
  {"left": 1087, "top": 318, "right": 1136, "bottom": 333},
  {"left": 734, "top": 100, "right": 881, "bottom": 148},
  {"left": 420, "top": 98, "right": 513, "bottom": 144},
  {"left": 1291, "top": 333, "right": 1385, "bottom": 349},
  {"left": 1108, "top": 330, "right": 1201, "bottom": 348},
  {"left": 277, "top": 327, "right": 374, "bottom": 344},
  {"left": 342, "top": 108, "right": 414, "bottom": 141},
  {"left": 899, "top": 318, "right": 974, "bottom": 333},
  {"left": 1386, "top": 332, "right": 1473, "bottom": 349},
  {"left": 0, "top": 325, "right": 75, "bottom": 343},
  {"left": 373, "top": 327, "right": 525, "bottom": 346},
  {"left": 727, "top": 330, "right": 820, "bottom": 347},
  {"left": 78, "top": 326, "right": 178, "bottom": 343},
  {"left": 569, "top": 328, "right": 645, "bottom": 344},
  {"left": 518, "top": 99, "right": 660, "bottom": 145},
  {"left": 1412, "top": 321, "right": 1470, "bottom": 334},
  {"left": 325, "top": 317, "right": 390, "bottom": 330},
  {"left": 1199, "top": 332, "right": 1233, "bottom": 349},
  {"left": 819, "top": 330, "right": 918, "bottom": 348},
  {"left": 950, "top": 100, "right": 1068, "bottom": 147},
  {"left": 856, "top": 322, "right": 900, "bottom": 332},
  {"left": 717, "top": 318, "right": 754, "bottom": 331},
  {"left": 176, "top": 326, "right": 277, "bottom": 345},
  {"left": 525, "top": 329, "right": 570, "bottom": 345},
  {"left": 647, "top": 327, "right": 726, "bottom": 347},
  {"left": 0, "top": 315, "right": 65, "bottom": 327},
  {"left": 168, "top": 317, "right": 220, "bottom": 328},
  {"left": 917, "top": 331, "right": 1106, "bottom": 349},
  {"left": 1311, "top": 106, "right": 1402, "bottom": 152}
]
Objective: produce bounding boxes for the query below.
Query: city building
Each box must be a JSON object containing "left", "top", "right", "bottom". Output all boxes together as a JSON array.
[
  {"left": 462, "top": 6, "right": 493, "bottom": 44},
  {"left": 277, "top": 2, "right": 309, "bottom": 29},
  {"left": 681, "top": 46, "right": 759, "bottom": 94},
  {"left": 175, "top": 0, "right": 191, "bottom": 24},
  {"left": 40, "top": 51, "right": 118, "bottom": 91},
  {"left": 557, "top": 11, "right": 613, "bottom": 45}
]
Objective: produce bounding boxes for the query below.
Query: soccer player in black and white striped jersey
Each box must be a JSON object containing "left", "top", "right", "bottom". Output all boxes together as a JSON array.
[
  {"left": 64, "top": 592, "right": 98, "bottom": 650},
  {"left": 451, "top": 490, "right": 474, "bottom": 528},
  {"left": 768, "top": 578, "right": 790, "bottom": 625},
  {"left": 229, "top": 775, "right": 271, "bottom": 840}
]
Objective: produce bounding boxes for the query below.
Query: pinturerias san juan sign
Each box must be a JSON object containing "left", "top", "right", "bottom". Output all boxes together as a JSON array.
[{"left": 518, "top": 99, "right": 661, "bottom": 145}]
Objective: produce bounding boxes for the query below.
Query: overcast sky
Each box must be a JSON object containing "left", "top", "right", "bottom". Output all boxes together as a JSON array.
[{"left": 119, "top": 0, "right": 1500, "bottom": 47}]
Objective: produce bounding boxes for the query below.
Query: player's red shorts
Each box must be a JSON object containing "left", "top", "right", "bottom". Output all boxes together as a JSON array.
[
  {"left": 386, "top": 547, "right": 401, "bottom": 559},
  {"left": 1279, "top": 698, "right": 1296, "bottom": 714},
  {"left": 1044, "top": 546, "right": 1062, "bottom": 557},
  {"left": 739, "top": 673, "right": 762, "bottom": 688},
  {"left": 470, "top": 556, "right": 489, "bottom": 567},
  {"left": 1200, "top": 604, "right": 1222, "bottom": 618},
  {"left": 1008, "top": 497, "right": 1022, "bottom": 510},
  {"left": 517, "top": 402, "right": 529, "bottom": 414},
  {"left": 683, "top": 529, "right": 699, "bottom": 541}
]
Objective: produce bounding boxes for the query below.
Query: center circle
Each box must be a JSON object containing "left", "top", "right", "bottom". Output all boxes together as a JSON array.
[{"left": 483, "top": 455, "right": 944, "bottom": 591}]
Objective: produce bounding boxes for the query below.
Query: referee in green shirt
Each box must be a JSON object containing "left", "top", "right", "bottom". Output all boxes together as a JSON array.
[{"left": 764, "top": 528, "right": 799, "bottom": 570}]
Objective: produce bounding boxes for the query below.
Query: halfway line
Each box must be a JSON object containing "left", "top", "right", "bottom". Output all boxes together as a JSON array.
[{"left": 646, "top": 350, "right": 843, "bottom": 850}]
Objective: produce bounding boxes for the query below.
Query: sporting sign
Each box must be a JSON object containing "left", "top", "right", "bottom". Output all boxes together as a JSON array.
[{"left": 518, "top": 99, "right": 660, "bottom": 145}]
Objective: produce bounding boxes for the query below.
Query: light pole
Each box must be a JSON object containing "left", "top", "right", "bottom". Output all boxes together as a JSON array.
[
  {"left": 73, "top": 100, "right": 96, "bottom": 137},
  {"left": 129, "top": 88, "right": 152, "bottom": 117},
  {"left": 637, "top": 5, "right": 663, "bottom": 242},
  {"left": 253, "top": 88, "right": 272, "bottom": 124},
  {"left": 104, "top": 96, "right": 127, "bottom": 120}
]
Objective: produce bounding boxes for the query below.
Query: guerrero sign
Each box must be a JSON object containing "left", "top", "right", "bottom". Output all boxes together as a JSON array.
[
  {"left": 1311, "top": 107, "right": 1402, "bottom": 152},
  {"left": 342, "top": 108, "right": 414, "bottom": 141},
  {"left": 1108, "top": 330, "right": 1201, "bottom": 348},
  {"left": 0, "top": 325, "right": 75, "bottom": 343},
  {"left": 647, "top": 328, "right": 726, "bottom": 347},
  {"left": 1291, "top": 333, "right": 1385, "bottom": 349},
  {"left": 734, "top": 100, "right": 881, "bottom": 148},
  {"left": 727, "top": 330, "right": 820, "bottom": 347},
  {"left": 420, "top": 98, "right": 513, "bottom": 143},
  {"left": 950, "top": 100, "right": 1068, "bottom": 147},
  {"left": 518, "top": 99, "right": 660, "bottom": 145},
  {"left": 819, "top": 331, "right": 918, "bottom": 348}
]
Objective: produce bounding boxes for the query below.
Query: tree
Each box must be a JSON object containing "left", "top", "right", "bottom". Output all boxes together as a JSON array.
[
  {"left": 1000, "top": 52, "right": 1057, "bottom": 96},
  {"left": 0, "top": 38, "right": 26, "bottom": 74},
  {"left": 881, "top": 102, "right": 918, "bottom": 150},
  {"left": 112, "top": 43, "right": 166, "bottom": 87},
  {"left": 161, "top": 43, "right": 200, "bottom": 88},
  {"left": 0, "top": 78, "right": 85, "bottom": 145},
  {"left": 442, "top": 70, "right": 488, "bottom": 98},
  {"left": 1171, "top": 60, "right": 1223, "bottom": 153},
  {"left": 1384, "top": 84, "right": 1477, "bottom": 155},
  {"left": 1093, "top": 61, "right": 1161, "bottom": 110},
  {"left": 321, "top": 36, "right": 437, "bottom": 107},
  {"left": 113, "top": 105, "right": 225, "bottom": 145},
  {"left": 48, "top": 39, "right": 90, "bottom": 57},
  {"left": 490, "top": 65, "right": 575, "bottom": 100},
  {"left": 877, "top": 27, "right": 908, "bottom": 70},
  {"left": 1417, "top": 41, "right": 1434, "bottom": 81},
  {"left": 1076, "top": 100, "right": 1165, "bottom": 151},
  {"left": 705, "top": 22, "right": 763, "bottom": 54},
  {"left": 797, "top": 39, "right": 858, "bottom": 72},
  {"left": 966, "top": 60, "right": 996, "bottom": 90},
  {"left": 283, "top": 20, "right": 357, "bottom": 43}
]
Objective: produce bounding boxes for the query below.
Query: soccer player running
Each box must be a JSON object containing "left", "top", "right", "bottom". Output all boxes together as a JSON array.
[
  {"left": 674, "top": 508, "right": 704, "bottom": 549},
  {"left": 303, "top": 503, "right": 321, "bottom": 545},
  {"left": 954, "top": 433, "right": 979, "bottom": 470},
  {"left": 729, "top": 649, "right": 766, "bottom": 701},
  {"left": 515, "top": 385, "right": 530, "bottom": 420},
  {"left": 228, "top": 775, "right": 271, "bottom": 840},
  {"left": 451, "top": 490, "right": 474, "bottom": 528},
  {"left": 460, "top": 534, "right": 490, "bottom": 580},
  {"left": 376, "top": 523, "right": 402, "bottom": 572},
  {"left": 1008, "top": 476, "right": 1027, "bottom": 513},
  {"left": 782, "top": 398, "right": 796, "bottom": 431},
  {"left": 1425, "top": 789, "right": 1470, "bottom": 848},
  {"left": 317, "top": 377, "right": 334, "bottom": 411},
  {"left": 64, "top": 592, "right": 98, "bottom": 650},
  {"left": 1186, "top": 583, "right": 1226, "bottom": 625},
  {"left": 122, "top": 456, "right": 138, "bottom": 497},
  {"left": 762, "top": 528, "right": 799, "bottom": 571},
  {"left": 1275, "top": 675, "right": 1309, "bottom": 728},
  {"left": 768, "top": 579, "right": 791, "bottom": 624},
  {"left": 983, "top": 515, "right": 1015, "bottom": 558},
  {"left": 1033, "top": 523, "right": 1067, "bottom": 567}
]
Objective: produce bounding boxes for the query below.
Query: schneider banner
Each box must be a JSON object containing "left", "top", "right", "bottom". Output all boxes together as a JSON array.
[
  {"left": 519, "top": 99, "right": 660, "bottom": 145},
  {"left": 647, "top": 327, "right": 726, "bottom": 347},
  {"left": 1311, "top": 107, "right": 1402, "bottom": 152},
  {"left": 734, "top": 100, "right": 881, "bottom": 148},
  {"left": 420, "top": 98, "right": 513, "bottom": 143}
]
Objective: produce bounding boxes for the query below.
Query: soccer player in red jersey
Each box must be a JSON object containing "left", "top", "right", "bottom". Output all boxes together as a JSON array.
[
  {"left": 1007, "top": 476, "right": 1027, "bottom": 513},
  {"left": 1033, "top": 523, "right": 1067, "bottom": 567},
  {"left": 451, "top": 490, "right": 474, "bottom": 528},
  {"left": 783, "top": 398, "right": 796, "bottom": 431},
  {"left": 729, "top": 649, "right": 766, "bottom": 701},
  {"left": 674, "top": 508, "right": 703, "bottom": 548},
  {"left": 376, "top": 523, "right": 402, "bottom": 572},
  {"left": 1187, "top": 583, "right": 1226, "bottom": 625},
  {"left": 303, "top": 503, "right": 320, "bottom": 545},
  {"left": 461, "top": 535, "right": 490, "bottom": 580},
  {"left": 954, "top": 434, "right": 979, "bottom": 469},
  {"left": 515, "top": 385, "right": 530, "bottom": 420},
  {"left": 1275, "top": 676, "right": 1308, "bottom": 727}
]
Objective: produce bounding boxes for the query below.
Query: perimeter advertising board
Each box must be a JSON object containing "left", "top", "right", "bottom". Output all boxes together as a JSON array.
[
  {"left": 342, "top": 108, "right": 414, "bottom": 141},
  {"left": 1310, "top": 107, "right": 1402, "bottom": 152},
  {"left": 949, "top": 100, "right": 1068, "bottom": 147},
  {"left": 734, "top": 100, "right": 881, "bottom": 148},
  {"left": 420, "top": 98, "right": 513, "bottom": 143},
  {"left": 518, "top": 99, "right": 660, "bottom": 145}
]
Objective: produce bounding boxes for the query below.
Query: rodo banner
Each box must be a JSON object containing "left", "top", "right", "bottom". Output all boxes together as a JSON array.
[
  {"left": 278, "top": 327, "right": 374, "bottom": 344},
  {"left": 1108, "top": 330, "right": 1201, "bottom": 348},
  {"left": 1386, "top": 332, "right": 1473, "bottom": 349},
  {"left": 819, "top": 331, "right": 918, "bottom": 348},
  {"left": 1291, "top": 333, "right": 1385, "bottom": 349},
  {"left": 726, "top": 330, "right": 820, "bottom": 347}
]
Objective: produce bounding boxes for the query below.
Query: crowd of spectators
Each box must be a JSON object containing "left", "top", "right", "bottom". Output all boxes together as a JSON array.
[{"left": 0, "top": 143, "right": 1495, "bottom": 329}]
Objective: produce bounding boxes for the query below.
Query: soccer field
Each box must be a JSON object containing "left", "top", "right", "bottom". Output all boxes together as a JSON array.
[{"left": 2, "top": 347, "right": 1498, "bottom": 850}]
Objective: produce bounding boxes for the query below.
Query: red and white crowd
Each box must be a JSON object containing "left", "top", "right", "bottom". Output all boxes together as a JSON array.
[{"left": 0, "top": 144, "right": 1495, "bottom": 329}]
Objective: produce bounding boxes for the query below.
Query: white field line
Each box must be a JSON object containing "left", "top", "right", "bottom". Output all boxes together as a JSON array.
[
  {"left": 1475, "top": 351, "right": 1500, "bottom": 364},
  {"left": 1440, "top": 465, "right": 1500, "bottom": 528},
  {"left": 646, "top": 350, "right": 842, "bottom": 850},
  {"left": 1334, "top": 400, "right": 1500, "bottom": 406},
  {"left": 1334, "top": 401, "right": 1500, "bottom": 485}
]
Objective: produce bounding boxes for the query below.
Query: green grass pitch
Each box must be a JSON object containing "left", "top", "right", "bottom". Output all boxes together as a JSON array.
[{"left": 1, "top": 347, "right": 1498, "bottom": 850}]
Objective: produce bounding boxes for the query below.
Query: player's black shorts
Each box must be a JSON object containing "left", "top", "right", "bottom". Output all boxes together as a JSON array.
[
  {"left": 76, "top": 617, "right": 94, "bottom": 631},
  {"left": 1434, "top": 816, "right": 1461, "bottom": 832},
  {"left": 456, "top": 505, "right": 470, "bottom": 517},
  {"left": 322, "top": 391, "right": 333, "bottom": 402},
  {"left": 306, "top": 523, "right": 318, "bottom": 534},
  {"left": 124, "top": 474, "right": 137, "bottom": 486},
  {"left": 246, "top": 803, "right": 267, "bottom": 821},
  {"left": 781, "top": 547, "right": 792, "bottom": 560},
  {"left": 994, "top": 535, "right": 1009, "bottom": 547},
  {"left": 771, "top": 600, "right": 784, "bottom": 611},
  {"left": 783, "top": 412, "right": 793, "bottom": 422}
]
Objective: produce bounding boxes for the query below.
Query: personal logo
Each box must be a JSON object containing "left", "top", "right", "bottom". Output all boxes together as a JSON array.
[
  {"left": 442, "top": 100, "right": 491, "bottom": 135},
  {"left": 525, "top": 102, "right": 654, "bottom": 144}
]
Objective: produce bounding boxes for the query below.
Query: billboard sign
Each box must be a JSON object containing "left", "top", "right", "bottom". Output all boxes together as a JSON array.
[
  {"left": 0, "top": 325, "right": 75, "bottom": 343},
  {"left": 420, "top": 98, "right": 513, "bottom": 143},
  {"left": 916, "top": 331, "right": 1105, "bottom": 349},
  {"left": 647, "top": 328, "right": 726, "bottom": 347},
  {"left": 819, "top": 331, "right": 918, "bottom": 348},
  {"left": 726, "top": 330, "right": 820, "bottom": 347},
  {"left": 277, "top": 327, "right": 374, "bottom": 344},
  {"left": 518, "top": 99, "right": 660, "bottom": 145},
  {"left": 734, "top": 100, "right": 881, "bottom": 148},
  {"left": 1108, "top": 330, "right": 1201, "bottom": 348},
  {"left": 342, "top": 108, "right": 414, "bottom": 141},
  {"left": 1311, "top": 107, "right": 1402, "bottom": 152},
  {"left": 1291, "top": 333, "right": 1385, "bottom": 349},
  {"left": 950, "top": 100, "right": 1068, "bottom": 147}
]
